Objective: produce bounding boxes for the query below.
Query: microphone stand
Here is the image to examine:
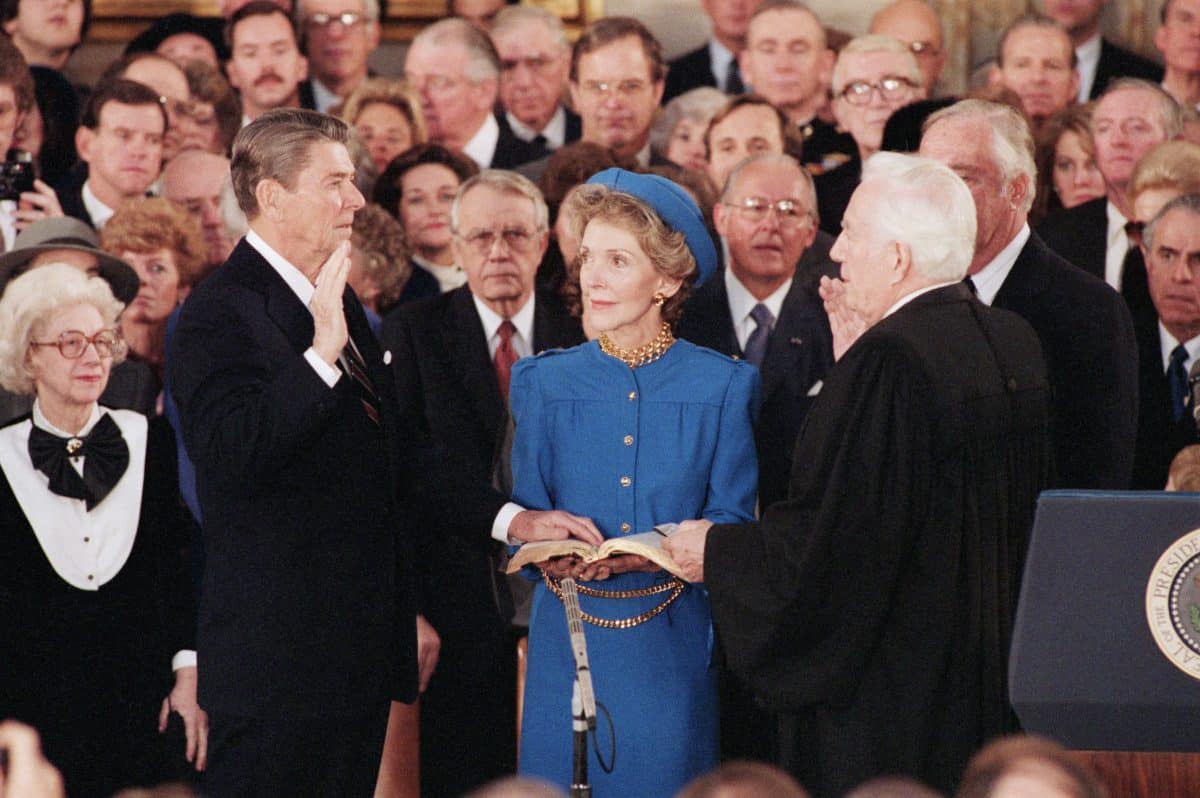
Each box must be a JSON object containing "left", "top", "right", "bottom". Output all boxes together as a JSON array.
[{"left": 560, "top": 577, "right": 596, "bottom": 798}]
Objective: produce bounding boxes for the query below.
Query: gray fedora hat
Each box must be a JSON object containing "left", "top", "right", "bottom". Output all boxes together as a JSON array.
[{"left": 0, "top": 217, "right": 139, "bottom": 304}]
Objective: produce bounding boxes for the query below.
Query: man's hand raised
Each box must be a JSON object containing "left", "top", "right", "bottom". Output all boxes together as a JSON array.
[{"left": 311, "top": 241, "right": 351, "bottom": 365}]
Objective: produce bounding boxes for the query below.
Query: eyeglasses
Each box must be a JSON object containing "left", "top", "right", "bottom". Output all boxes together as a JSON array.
[
  {"left": 30, "top": 329, "right": 126, "bottom": 359},
  {"left": 908, "top": 41, "right": 941, "bottom": 58},
  {"left": 838, "top": 75, "right": 917, "bottom": 106},
  {"left": 1125, "top": 220, "right": 1146, "bottom": 248},
  {"left": 500, "top": 54, "right": 562, "bottom": 76},
  {"left": 458, "top": 226, "right": 540, "bottom": 253},
  {"left": 579, "top": 79, "right": 649, "bottom": 99},
  {"left": 724, "top": 196, "right": 811, "bottom": 227},
  {"left": 306, "top": 11, "right": 365, "bottom": 29}
]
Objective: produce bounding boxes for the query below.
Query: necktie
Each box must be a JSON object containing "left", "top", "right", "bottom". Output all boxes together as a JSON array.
[
  {"left": 28, "top": 412, "right": 130, "bottom": 510},
  {"left": 340, "top": 338, "right": 382, "bottom": 425},
  {"left": 725, "top": 59, "right": 745, "bottom": 95},
  {"left": 495, "top": 320, "right": 519, "bottom": 402},
  {"left": 1169, "top": 344, "right": 1189, "bottom": 423},
  {"left": 742, "top": 303, "right": 774, "bottom": 367}
]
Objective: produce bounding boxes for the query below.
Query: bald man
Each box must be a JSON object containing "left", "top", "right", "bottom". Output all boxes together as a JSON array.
[{"left": 869, "top": 0, "right": 946, "bottom": 94}]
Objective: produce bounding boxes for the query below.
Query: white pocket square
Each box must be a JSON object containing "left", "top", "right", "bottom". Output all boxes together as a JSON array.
[{"left": 806, "top": 380, "right": 823, "bottom": 397}]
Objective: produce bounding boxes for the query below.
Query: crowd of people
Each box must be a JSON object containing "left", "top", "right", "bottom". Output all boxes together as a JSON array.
[{"left": 1, "top": 0, "right": 1198, "bottom": 796}]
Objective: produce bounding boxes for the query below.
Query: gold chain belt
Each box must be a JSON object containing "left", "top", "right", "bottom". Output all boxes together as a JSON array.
[{"left": 542, "top": 573, "right": 686, "bottom": 630}]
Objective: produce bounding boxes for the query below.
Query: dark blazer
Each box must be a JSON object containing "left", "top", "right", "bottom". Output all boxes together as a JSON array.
[
  {"left": 1132, "top": 310, "right": 1200, "bottom": 488},
  {"left": 814, "top": 157, "right": 860, "bottom": 235},
  {"left": 298, "top": 79, "right": 317, "bottom": 111},
  {"left": 1037, "top": 195, "right": 1107, "bottom": 281},
  {"left": 379, "top": 285, "right": 583, "bottom": 796},
  {"left": 1091, "top": 38, "right": 1164, "bottom": 99},
  {"left": 491, "top": 113, "right": 551, "bottom": 169},
  {"left": 676, "top": 236, "right": 837, "bottom": 509},
  {"left": 169, "top": 238, "right": 419, "bottom": 721},
  {"left": 881, "top": 96, "right": 959, "bottom": 153},
  {"left": 664, "top": 43, "right": 717, "bottom": 102},
  {"left": 992, "top": 231, "right": 1139, "bottom": 489},
  {"left": 55, "top": 180, "right": 95, "bottom": 229}
]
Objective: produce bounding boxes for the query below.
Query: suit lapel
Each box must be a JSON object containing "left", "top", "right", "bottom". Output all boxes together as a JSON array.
[
  {"left": 531, "top": 289, "right": 584, "bottom": 353},
  {"left": 230, "top": 240, "right": 316, "bottom": 354},
  {"left": 993, "top": 233, "right": 1052, "bottom": 311},
  {"left": 760, "top": 278, "right": 828, "bottom": 401}
]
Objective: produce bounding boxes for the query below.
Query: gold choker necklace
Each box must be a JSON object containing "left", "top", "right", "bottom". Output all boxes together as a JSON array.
[{"left": 598, "top": 322, "right": 676, "bottom": 368}]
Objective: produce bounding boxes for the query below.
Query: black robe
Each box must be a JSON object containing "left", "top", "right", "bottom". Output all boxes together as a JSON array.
[{"left": 705, "top": 283, "right": 1052, "bottom": 797}]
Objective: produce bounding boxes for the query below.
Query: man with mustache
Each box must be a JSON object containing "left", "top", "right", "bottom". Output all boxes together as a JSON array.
[{"left": 225, "top": 1, "right": 309, "bottom": 124}]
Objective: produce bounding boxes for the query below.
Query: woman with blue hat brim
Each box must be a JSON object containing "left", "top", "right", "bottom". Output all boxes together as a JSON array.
[{"left": 508, "top": 168, "right": 762, "bottom": 796}]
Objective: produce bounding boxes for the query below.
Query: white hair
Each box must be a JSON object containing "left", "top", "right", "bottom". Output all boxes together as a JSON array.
[
  {"left": 0, "top": 263, "right": 126, "bottom": 395},
  {"left": 859, "top": 152, "right": 977, "bottom": 281},
  {"left": 450, "top": 169, "right": 549, "bottom": 232},
  {"left": 924, "top": 99, "right": 1038, "bottom": 214},
  {"left": 490, "top": 5, "right": 569, "bottom": 51},
  {"left": 831, "top": 34, "right": 922, "bottom": 94},
  {"left": 411, "top": 17, "right": 500, "bottom": 83},
  {"left": 650, "top": 87, "right": 729, "bottom": 159}
]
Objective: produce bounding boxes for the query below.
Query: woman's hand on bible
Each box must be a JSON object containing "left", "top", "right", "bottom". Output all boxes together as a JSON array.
[
  {"left": 510, "top": 509, "right": 603, "bottom": 545},
  {"left": 158, "top": 665, "right": 208, "bottom": 771}
]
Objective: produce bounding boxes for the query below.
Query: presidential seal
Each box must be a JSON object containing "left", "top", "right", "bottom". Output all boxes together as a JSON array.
[{"left": 1146, "top": 527, "right": 1200, "bottom": 681}]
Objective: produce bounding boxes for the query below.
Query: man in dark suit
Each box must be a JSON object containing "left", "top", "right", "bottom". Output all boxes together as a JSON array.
[
  {"left": 676, "top": 152, "right": 833, "bottom": 765},
  {"left": 293, "top": 0, "right": 379, "bottom": 112},
  {"left": 491, "top": 6, "right": 581, "bottom": 160},
  {"left": 381, "top": 169, "right": 583, "bottom": 797},
  {"left": 1132, "top": 194, "right": 1200, "bottom": 488},
  {"left": 922, "top": 98, "right": 1138, "bottom": 490},
  {"left": 1038, "top": 79, "right": 1181, "bottom": 287},
  {"left": 405, "top": 17, "right": 543, "bottom": 171},
  {"left": 1044, "top": 0, "right": 1162, "bottom": 100},
  {"left": 663, "top": 0, "right": 758, "bottom": 101},
  {"left": 169, "top": 109, "right": 419, "bottom": 796},
  {"left": 666, "top": 152, "right": 1052, "bottom": 796}
]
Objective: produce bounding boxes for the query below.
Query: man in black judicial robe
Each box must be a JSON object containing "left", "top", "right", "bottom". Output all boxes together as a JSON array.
[{"left": 665, "top": 153, "right": 1052, "bottom": 798}]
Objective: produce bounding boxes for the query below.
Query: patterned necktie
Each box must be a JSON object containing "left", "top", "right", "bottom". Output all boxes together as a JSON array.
[
  {"left": 725, "top": 59, "right": 745, "bottom": 95},
  {"left": 340, "top": 338, "right": 381, "bottom": 425},
  {"left": 1169, "top": 344, "right": 1189, "bottom": 423},
  {"left": 495, "top": 320, "right": 519, "bottom": 402},
  {"left": 742, "top": 303, "right": 774, "bottom": 367}
]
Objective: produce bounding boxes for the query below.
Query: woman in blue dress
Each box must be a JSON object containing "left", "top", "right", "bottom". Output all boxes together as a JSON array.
[{"left": 509, "top": 169, "right": 761, "bottom": 797}]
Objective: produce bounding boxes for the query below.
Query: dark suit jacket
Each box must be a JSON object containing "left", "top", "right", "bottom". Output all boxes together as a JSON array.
[
  {"left": 55, "top": 180, "right": 95, "bottom": 229},
  {"left": 665, "top": 44, "right": 717, "bottom": 102},
  {"left": 1132, "top": 311, "right": 1200, "bottom": 488},
  {"left": 992, "top": 231, "right": 1138, "bottom": 489},
  {"left": 169, "top": 238, "right": 419, "bottom": 719},
  {"left": 1091, "top": 38, "right": 1164, "bottom": 99},
  {"left": 491, "top": 113, "right": 551, "bottom": 169},
  {"left": 676, "top": 238, "right": 836, "bottom": 508},
  {"left": 881, "top": 96, "right": 959, "bottom": 153},
  {"left": 814, "top": 157, "right": 860, "bottom": 235},
  {"left": 1037, "top": 195, "right": 1107, "bottom": 281}
]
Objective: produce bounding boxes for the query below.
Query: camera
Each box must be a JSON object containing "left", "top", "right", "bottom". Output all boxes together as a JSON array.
[{"left": 0, "top": 150, "right": 35, "bottom": 202}]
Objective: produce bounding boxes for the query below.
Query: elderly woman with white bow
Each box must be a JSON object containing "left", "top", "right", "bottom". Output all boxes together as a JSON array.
[{"left": 0, "top": 264, "right": 204, "bottom": 798}]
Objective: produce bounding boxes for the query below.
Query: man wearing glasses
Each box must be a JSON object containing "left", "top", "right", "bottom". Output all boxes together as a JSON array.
[
  {"left": 490, "top": 6, "right": 580, "bottom": 159},
  {"left": 814, "top": 34, "right": 924, "bottom": 235},
  {"left": 295, "top": 0, "right": 379, "bottom": 112},
  {"left": 405, "top": 18, "right": 544, "bottom": 169},
  {"left": 380, "top": 170, "right": 582, "bottom": 797}
]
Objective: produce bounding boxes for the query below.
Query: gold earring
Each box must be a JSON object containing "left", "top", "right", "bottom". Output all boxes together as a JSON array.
[{"left": 652, "top": 292, "right": 666, "bottom": 307}]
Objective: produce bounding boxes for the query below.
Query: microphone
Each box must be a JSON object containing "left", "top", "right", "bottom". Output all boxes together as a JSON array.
[
  {"left": 1190, "top": 359, "right": 1200, "bottom": 429},
  {"left": 558, "top": 577, "right": 597, "bottom": 725}
]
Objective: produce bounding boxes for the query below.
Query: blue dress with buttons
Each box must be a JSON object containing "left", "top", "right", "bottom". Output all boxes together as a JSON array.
[{"left": 511, "top": 339, "right": 760, "bottom": 797}]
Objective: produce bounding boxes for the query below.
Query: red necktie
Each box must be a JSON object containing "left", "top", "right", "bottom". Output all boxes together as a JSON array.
[{"left": 494, "top": 320, "right": 518, "bottom": 403}]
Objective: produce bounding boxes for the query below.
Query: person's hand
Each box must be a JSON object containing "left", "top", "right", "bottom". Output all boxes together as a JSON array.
[
  {"left": 819, "top": 275, "right": 867, "bottom": 361},
  {"left": 415, "top": 614, "right": 440, "bottom": 693},
  {"left": 0, "top": 720, "right": 65, "bottom": 798},
  {"left": 536, "top": 555, "right": 582, "bottom": 580},
  {"left": 14, "top": 180, "right": 64, "bottom": 231},
  {"left": 510, "top": 509, "right": 603, "bottom": 546},
  {"left": 158, "top": 665, "right": 208, "bottom": 771},
  {"left": 574, "top": 554, "right": 658, "bottom": 581},
  {"left": 310, "top": 241, "right": 351, "bottom": 365},
  {"left": 661, "top": 520, "right": 712, "bottom": 583}
]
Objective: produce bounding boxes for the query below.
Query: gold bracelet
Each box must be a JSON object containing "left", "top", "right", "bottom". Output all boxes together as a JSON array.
[{"left": 542, "top": 573, "right": 687, "bottom": 630}]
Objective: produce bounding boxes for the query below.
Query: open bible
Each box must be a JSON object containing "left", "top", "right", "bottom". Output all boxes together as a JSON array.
[{"left": 505, "top": 524, "right": 686, "bottom": 580}]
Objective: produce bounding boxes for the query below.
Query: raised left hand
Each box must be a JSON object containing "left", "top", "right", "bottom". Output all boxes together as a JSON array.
[
  {"left": 158, "top": 665, "right": 208, "bottom": 771},
  {"left": 661, "top": 520, "right": 712, "bottom": 583}
]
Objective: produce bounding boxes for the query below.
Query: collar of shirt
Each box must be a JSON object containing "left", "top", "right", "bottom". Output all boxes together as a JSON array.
[
  {"left": 634, "top": 141, "right": 652, "bottom": 169},
  {"left": 0, "top": 200, "right": 16, "bottom": 252},
  {"left": 33, "top": 399, "right": 103, "bottom": 440},
  {"left": 724, "top": 267, "right": 792, "bottom": 351},
  {"left": 310, "top": 77, "right": 340, "bottom": 113},
  {"left": 883, "top": 279, "right": 961, "bottom": 319},
  {"left": 1075, "top": 32, "right": 1102, "bottom": 102},
  {"left": 708, "top": 39, "right": 736, "bottom": 91},
  {"left": 412, "top": 253, "right": 467, "bottom": 293},
  {"left": 507, "top": 106, "right": 567, "bottom": 150},
  {"left": 1158, "top": 322, "right": 1200, "bottom": 373},
  {"left": 81, "top": 181, "right": 115, "bottom": 229},
  {"left": 1105, "top": 200, "right": 1129, "bottom": 290},
  {"left": 463, "top": 113, "right": 501, "bottom": 169},
  {"left": 246, "top": 228, "right": 316, "bottom": 308},
  {"left": 473, "top": 291, "right": 535, "bottom": 359},
  {"left": 970, "top": 223, "right": 1031, "bottom": 306}
]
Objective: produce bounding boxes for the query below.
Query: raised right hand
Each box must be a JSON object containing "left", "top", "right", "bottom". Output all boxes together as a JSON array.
[{"left": 311, "top": 241, "right": 352, "bottom": 365}]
